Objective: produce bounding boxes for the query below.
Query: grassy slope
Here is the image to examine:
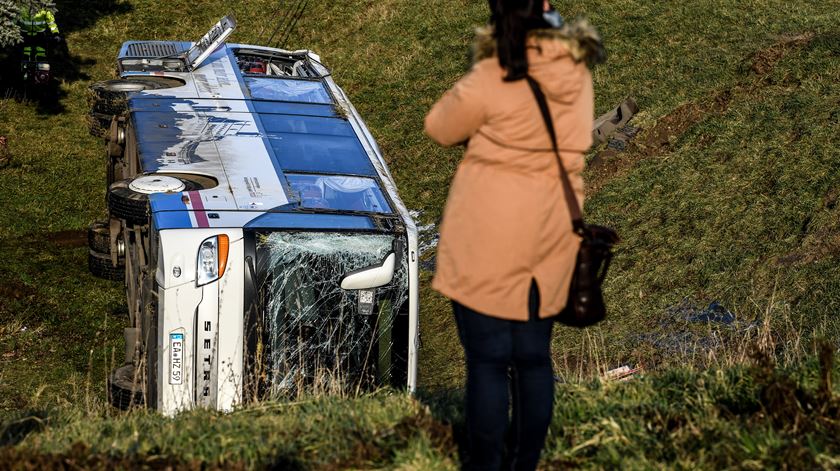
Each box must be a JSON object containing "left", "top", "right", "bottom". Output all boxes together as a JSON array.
[
  {"left": 0, "top": 0, "right": 838, "bottom": 468},
  {"left": 4, "top": 352, "right": 840, "bottom": 469}
]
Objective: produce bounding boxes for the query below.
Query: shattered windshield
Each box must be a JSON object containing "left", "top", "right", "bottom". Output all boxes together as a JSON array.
[
  {"left": 252, "top": 232, "right": 410, "bottom": 396},
  {"left": 286, "top": 174, "right": 392, "bottom": 214}
]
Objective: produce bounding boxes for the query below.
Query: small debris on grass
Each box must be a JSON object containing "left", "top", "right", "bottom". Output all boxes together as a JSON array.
[
  {"left": 589, "top": 103, "right": 643, "bottom": 170},
  {"left": 603, "top": 365, "right": 642, "bottom": 382},
  {"left": 592, "top": 98, "right": 639, "bottom": 145},
  {"left": 606, "top": 125, "right": 640, "bottom": 151},
  {"left": 670, "top": 300, "right": 737, "bottom": 325}
]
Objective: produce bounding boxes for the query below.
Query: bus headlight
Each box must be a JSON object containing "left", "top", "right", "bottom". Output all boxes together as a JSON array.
[{"left": 197, "top": 235, "right": 229, "bottom": 286}]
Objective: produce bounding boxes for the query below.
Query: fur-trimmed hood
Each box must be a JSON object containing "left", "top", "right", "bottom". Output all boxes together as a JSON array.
[{"left": 472, "top": 18, "right": 604, "bottom": 66}]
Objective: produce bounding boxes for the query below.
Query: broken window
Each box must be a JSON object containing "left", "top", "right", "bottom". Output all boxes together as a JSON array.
[
  {"left": 235, "top": 49, "right": 322, "bottom": 79},
  {"left": 252, "top": 231, "right": 409, "bottom": 398}
]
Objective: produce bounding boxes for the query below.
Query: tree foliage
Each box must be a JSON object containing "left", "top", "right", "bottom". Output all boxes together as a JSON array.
[
  {"left": 0, "top": 0, "right": 21, "bottom": 48},
  {"left": 0, "top": 0, "right": 58, "bottom": 48}
]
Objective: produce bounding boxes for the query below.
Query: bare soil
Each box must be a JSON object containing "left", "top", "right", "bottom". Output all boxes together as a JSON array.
[
  {"left": 586, "top": 90, "right": 732, "bottom": 195},
  {"left": 586, "top": 31, "right": 818, "bottom": 196},
  {"left": 0, "top": 280, "right": 35, "bottom": 302},
  {"left": 746, "top": 33, "right": 816, "bottom": 75},
  {"left": 42, "top": 230, "right": 87, "bottom": 249}
]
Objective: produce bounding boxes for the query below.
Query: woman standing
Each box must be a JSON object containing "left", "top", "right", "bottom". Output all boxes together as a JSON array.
[{"left": 424, "top": 1, "right": 601, "bottom": 469}]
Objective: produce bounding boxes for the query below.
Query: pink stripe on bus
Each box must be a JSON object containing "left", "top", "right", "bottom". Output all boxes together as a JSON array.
[{"left": 189, "top": 191, "right": 210, "bottom": 228}]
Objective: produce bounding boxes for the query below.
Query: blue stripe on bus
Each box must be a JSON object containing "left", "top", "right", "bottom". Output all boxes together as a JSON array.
[
  {"left": 150, "top": 192, "right": 188, "bottom": 212},
  {"left": 153, "top": 211, "right": 194, "bottom": 230}
]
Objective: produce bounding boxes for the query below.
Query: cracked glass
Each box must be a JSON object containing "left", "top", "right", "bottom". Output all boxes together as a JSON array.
[{"left": 249, "top": 231, "right": 409, "bottom": 398}]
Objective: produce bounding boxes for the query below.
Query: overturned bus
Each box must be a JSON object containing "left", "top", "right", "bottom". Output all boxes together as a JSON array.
[{"left": 87, "top": 17, "right": 419, "bottom": 414}]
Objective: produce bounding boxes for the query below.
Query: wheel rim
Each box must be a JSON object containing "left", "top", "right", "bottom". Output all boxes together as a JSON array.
[{"left": 129, "top": 175, "right": 186, "bottom": 194}]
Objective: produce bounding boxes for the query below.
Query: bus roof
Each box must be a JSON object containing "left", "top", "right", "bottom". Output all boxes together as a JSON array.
[{"left": 119, "top": 42, "right": 396, "bottom": 231}]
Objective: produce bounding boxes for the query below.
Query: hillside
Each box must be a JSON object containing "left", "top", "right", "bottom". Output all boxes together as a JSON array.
[{"left": 0, "top": 0, "right": 838, "bottom": 468}]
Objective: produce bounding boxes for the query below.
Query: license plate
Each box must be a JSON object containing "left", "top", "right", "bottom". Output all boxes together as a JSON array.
[
  {"left": 359, "top": 290, "right": 374, "bottom": 304},
  {"left": 169, "top": 332, "right": 184, "bottom": 385},
  {"left": 358, "top": 289, "right": 375, "bottom": 316}
]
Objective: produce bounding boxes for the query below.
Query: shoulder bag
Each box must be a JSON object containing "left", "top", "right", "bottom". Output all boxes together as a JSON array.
[{"left": 525, "top": 76, "right": 620, "bottom": 328}]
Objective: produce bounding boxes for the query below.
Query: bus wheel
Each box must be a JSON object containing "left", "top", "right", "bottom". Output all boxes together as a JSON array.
[
  {"left": 89, "top": 82, "right": 129, "bottom": 119},
  {"left": 108, "top": 364, "right": 145, "bottom": 410},
  {"left": 108, "top": 176, "right": 200, "bottom": 226},
  {"left": 88, "top": 112, "right": 112, "bottom": 138},
  {"left": 88, "top": 250, "right": 125, "bottom": 282},
  {"left": 89, "top": 77, "right": 185, "bottom": 136},
  {"left": 87, "top": 220, "right": 112, "bottom": 254},
  {"left": 88, "top": 219, "right": 125, "bottom": 258}
]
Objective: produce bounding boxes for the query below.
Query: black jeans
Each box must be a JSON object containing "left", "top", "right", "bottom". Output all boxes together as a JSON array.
[{"left": 453, "top": 281, "right": 555, "bottom": 471}]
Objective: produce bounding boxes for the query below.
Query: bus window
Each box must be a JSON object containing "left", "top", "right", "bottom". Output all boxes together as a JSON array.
[{"left": 286, "top": 174, "right": 392, "bottom": 214}]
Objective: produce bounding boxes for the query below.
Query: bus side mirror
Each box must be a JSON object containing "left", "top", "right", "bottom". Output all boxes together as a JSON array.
[{"left": 340, "top": 253, "right": 396, "bottom": 290}]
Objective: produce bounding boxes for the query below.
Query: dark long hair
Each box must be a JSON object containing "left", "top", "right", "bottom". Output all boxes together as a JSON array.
[{"left": 488, "top": 0, "right": 548, "bottom": 81}]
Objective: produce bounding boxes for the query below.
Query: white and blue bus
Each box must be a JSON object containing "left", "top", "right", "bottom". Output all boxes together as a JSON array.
[{"left": 88, "top": 17, "right": 419, "bottom": 414}]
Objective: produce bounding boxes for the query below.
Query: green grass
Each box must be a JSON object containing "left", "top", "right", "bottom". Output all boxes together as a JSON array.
[
  {"left": 3, "top": 347, "right": 840, "bottom": 469},
  {"left": 0, "top": 0, "right": 838, "bottom": 468},
  {"left": 0, "top": 391, "right": 458, "bottom": 469}
]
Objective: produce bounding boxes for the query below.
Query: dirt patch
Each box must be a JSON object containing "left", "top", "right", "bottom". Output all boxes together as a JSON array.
[
  {"left": 746, "top": 33, "right": 816, "bottom": 75},
  {"left": 637, "top": 91, "right": 732, "bottom": 155},
  {"left": 43, "top": 230, "right": 87, "bottom": 249},
  {"left": 393, "top": 409, "right": 456, "bottom": 453},
  {"left": 588, "top": 31, "right": 818, "bottom": 195},
  {"left": 776, "top": 230, "right": 840, "bottom": 267},
  {"left": 823, "top": 188, "right": 839, "bottom": 210},
  {"left": 0, "top": 279, "right": 35, "bottom": 302},
  {"left": 587, "top": 91, "right": 732, "bottom": 194},
  {"left": 0, "top": 229, "right": 88, "bottom": 253}
]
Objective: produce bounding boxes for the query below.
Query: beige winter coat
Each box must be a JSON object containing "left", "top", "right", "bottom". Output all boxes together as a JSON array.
[{"left": 425, "top": 26, "right": 595, "bottom": 321}]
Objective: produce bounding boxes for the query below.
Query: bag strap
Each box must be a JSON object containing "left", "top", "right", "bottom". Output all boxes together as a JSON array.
[{"left": 525, "top": 75, "right": 585, "bottom": 235}]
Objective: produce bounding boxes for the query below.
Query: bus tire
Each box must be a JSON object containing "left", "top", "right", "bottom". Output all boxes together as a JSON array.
[
  {"left": 90, "top": 77, "right": 185, "bottom": 120},
  {"left": 88, "top": 250, "right": 125, "bottom": 282},
  {"left": 88, "top": 220, "right": 112, "bottom": 254},
  {"left": 108, "top": 179, "right": 152, "bottom": 226},
  {"left": 88, "top": 112, "right": 112, "bottom": 138},
  {"left": 89, "top": 82, "right": 128, "bottom": 118},
  {"left": 108, "top": 364, "right": 145, "bottom": 410},
  {"left": 107, "top": 141, "right": 124, "bottom": 158},
  {"left": 108, "top": 177, "right": 201, "bottom": 226}
]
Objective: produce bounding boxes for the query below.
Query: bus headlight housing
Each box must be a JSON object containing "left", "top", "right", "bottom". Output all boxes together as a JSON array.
[{"left": 197, "top": 235, "right": 229, "bottom": 286}]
